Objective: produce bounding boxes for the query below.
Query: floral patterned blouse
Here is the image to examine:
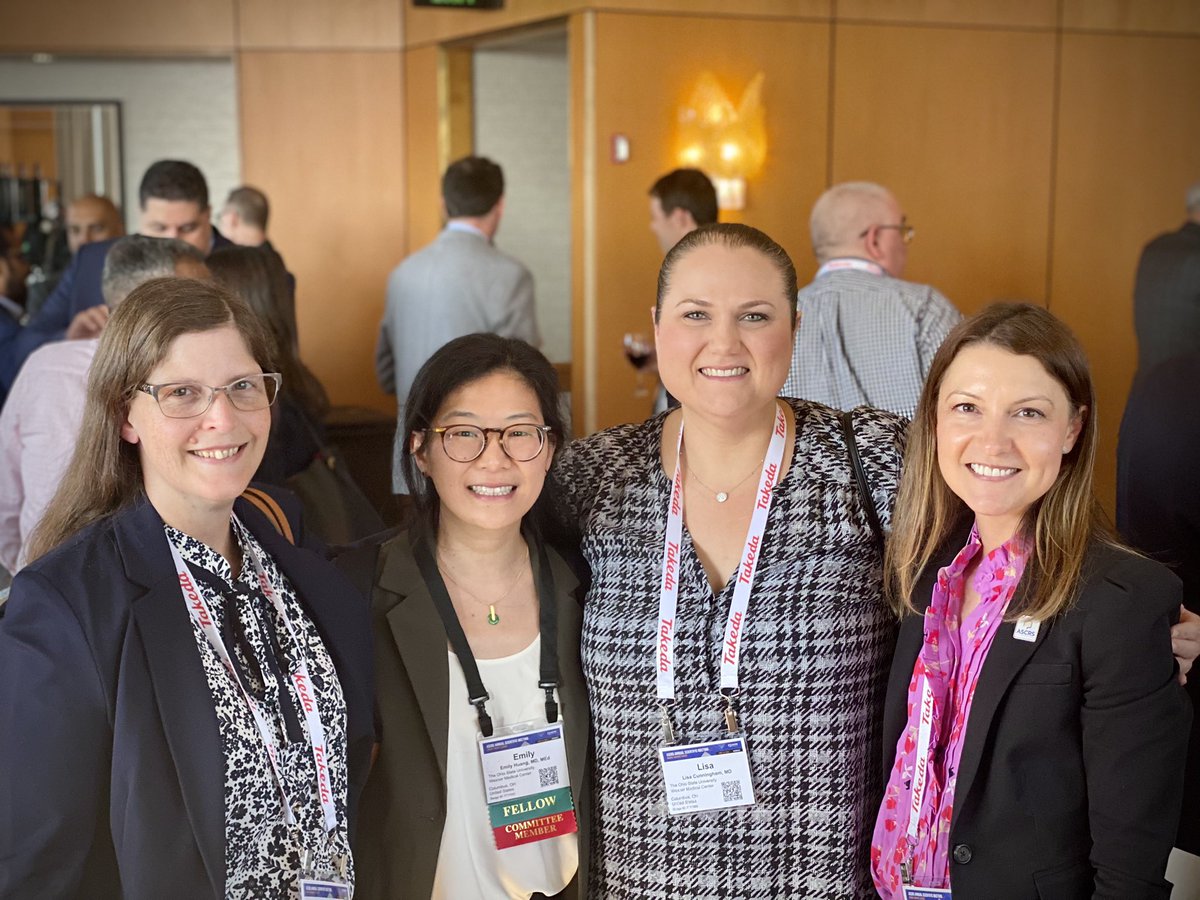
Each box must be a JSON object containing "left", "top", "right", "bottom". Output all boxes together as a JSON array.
[
  {"left": 871, "top": 523, "right": 1028, "bottom": 898},
  {"left": 168, "top": 516, "right": 352, "bottom": 899}
]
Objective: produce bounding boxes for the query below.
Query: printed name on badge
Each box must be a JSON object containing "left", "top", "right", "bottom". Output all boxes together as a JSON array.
[
  {"left": 658, "top": 736, "right": 756, "bottom": 816},
  {"left": 901, "top": 887, "right": 953, "bottom": 900},
  {"left": 299, "top": 878, "right": 351, "bottom": 899},
  {"left": 479, "top": 721, "right": 578, "bottom": 849}
]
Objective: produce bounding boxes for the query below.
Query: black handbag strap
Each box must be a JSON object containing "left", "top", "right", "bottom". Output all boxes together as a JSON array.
[{"left": 839, "top": 410, "right": 885, "bottom": 554}]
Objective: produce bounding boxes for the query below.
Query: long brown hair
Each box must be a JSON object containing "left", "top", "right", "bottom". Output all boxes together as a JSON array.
[
  {"left": 206, "top": 245, "right": 329, "bottom": 420},
  {"left": 26, "top": 277, "right": 274, "bottom": 562},
  {"left": 885, "top": 302, "right": 1117, "bottom": 621}
]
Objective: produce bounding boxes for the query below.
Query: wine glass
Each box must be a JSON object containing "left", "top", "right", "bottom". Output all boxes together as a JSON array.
[{"left": 623, "top": 332, "right": 654, "bottom": 398}]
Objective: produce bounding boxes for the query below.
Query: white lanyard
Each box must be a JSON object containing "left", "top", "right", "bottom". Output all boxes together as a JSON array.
[
  {"left": 655, "top": 403, "right": 788, "bottom": 703},
  {"left": 816, "top": 257, "right": 885, "bottom": 278},
  {"left": 170, "top": 533, "right": 339, "bottom": 834}
]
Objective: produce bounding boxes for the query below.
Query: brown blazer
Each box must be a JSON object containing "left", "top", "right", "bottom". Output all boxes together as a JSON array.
[{"left": 351, "top": 528, "right": 590, "bottom": 900}]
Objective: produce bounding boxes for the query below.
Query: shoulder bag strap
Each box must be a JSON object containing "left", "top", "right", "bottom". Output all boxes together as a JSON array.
[
  {"left": 240, "top": 486, "right": 296, "bottom": 545},
  {"left": 839, "top": 410, "right": 885, "bottom": 554}
]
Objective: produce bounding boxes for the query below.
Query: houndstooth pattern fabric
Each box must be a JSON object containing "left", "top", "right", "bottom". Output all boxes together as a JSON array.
[
  {"left": 555, "top": 399, "right": 907, "bottom": 899},
  {"left": 781, "top": 267, "right": 961, "bottom": 419}
]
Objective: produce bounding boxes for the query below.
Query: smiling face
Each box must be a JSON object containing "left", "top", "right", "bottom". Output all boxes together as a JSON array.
[
  {"left": 936, "top": 343, "right": 1084, "bottom": 548},
  {"left": 120, "top": 324, "right": 271, "bottom": 532},
  {"left": 412, "top": 370, "right": 554, "bottom": 539},
  {"left": 654, "top": 241, "right": 795, "bottom": 421}
]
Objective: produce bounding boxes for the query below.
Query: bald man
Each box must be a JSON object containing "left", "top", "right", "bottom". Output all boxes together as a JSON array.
[
  {"left": 780, "top": 181, "right": 960, "bottom": 418},
  {"left": 65, "top": 194, "right": 124, "bottom": 255}
]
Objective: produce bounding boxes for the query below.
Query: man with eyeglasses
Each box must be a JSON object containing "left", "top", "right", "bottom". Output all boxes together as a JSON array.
[
  {"left": 0, "top": 236, "right": 207, "bottom": 574},
  {"left": 780, "top": 181, "right": 960, "bottom": 418}
]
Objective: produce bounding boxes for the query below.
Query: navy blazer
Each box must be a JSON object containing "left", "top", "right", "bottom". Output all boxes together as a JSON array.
[
  {"left": 0, "top": 488, "right": 374, "bottom": 899},
  {"left": 881, "top": 528, "right": 1192, "bottom": 899}
]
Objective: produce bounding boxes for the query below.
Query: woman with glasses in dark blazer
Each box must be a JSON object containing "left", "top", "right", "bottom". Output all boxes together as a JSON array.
[
  {"left": 345, "top": 334, "right": 588, "bottom": 900},
  {"left": 0, "top": 278, "right": 374, "bottom": 899}
]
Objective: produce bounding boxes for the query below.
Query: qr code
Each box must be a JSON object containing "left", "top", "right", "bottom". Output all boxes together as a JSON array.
[
  {"left": 538, "top": 765, "right": 559, "bottom": 788},
  {"left": 721, "top": 780, "right": 743, "bottom": 802}
]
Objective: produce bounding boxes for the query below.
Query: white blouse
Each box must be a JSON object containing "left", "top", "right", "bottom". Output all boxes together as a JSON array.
[{"left": 432, "top": 635, "right": 578, "bottom": 900}]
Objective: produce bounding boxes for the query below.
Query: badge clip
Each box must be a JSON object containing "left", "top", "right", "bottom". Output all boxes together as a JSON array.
[
  {"left": 659, "top": 706, "right": 676, "bottom": 745},
  {"left": 722, "top": 695, "right": 740, "bottom": 735}
]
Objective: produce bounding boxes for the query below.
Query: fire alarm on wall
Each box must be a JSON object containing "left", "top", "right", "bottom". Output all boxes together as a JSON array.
[{"left": 611, "top": 134, "right": 630, "bottom": 164}]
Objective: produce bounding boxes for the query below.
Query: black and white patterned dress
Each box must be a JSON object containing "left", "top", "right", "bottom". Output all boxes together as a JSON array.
[
  {"left": 168, "top": 517, "right": 352, "bottom": 899},
  {"left": 555, "top": 400, "right": 905, "bottom": 899}
]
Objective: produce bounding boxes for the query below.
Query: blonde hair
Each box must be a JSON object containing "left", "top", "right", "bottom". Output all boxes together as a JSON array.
[
  {"left": 26, "top": 277, "right": 274, "bottom": 562},
  {"left": 884, "top": 302, "right": 1119, "bottom": 622}
]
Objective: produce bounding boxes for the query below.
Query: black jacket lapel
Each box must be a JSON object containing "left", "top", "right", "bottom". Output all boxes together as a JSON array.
[{"left": 118, "top": 499, "right": 225, "bottom": 898}]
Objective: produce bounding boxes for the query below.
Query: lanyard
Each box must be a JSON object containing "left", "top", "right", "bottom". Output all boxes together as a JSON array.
[
  {"left": 906, "top": 674, "right": 937, "bottom": 847},
  {"left": 413, "top": 529, "right": 560, "bottom": 739},
  {"left": 171, "top": 535, "right": 339, "bottom": 834},
  {"left": 656, "top": 403, "right": 788, "bottom": 707},
  {"left": 816, "top": 257, "right": 885, "bottom": 278}
]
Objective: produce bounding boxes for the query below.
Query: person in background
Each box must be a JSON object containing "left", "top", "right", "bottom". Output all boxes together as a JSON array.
[
  {"left": 348, "top": 334, "right": 588, "bottom": 900},
  {"left": 1, "top": 160, "right": 232, "bottom": 397},
  {"left": 875, "top": 303, "right": 1190, "bottom": 898},
  {"left": 65, "top": 194, "right": 124, "bottom": 256},
  {"left": 0, "top": 277, "right": 374, "bottom": 898},
  {"left": 644, "top": 168, "right": 718, "bottom": 414},
  {"left": 375, "top": 155, "right": 540, "bottom": 493},
  {"left": 647, "top": 168, "right": 718, "bottom": 255},
  {"left": 217, "top": 185, "right": 297, "bottom": 306},
  {"left": 1132, "top": 181, "right": 1200, "bottom": 376},
  {"left": 780, "top": 181, "right": 961, "bottom": 418},
  {"left": 0, "top": 235, "right": 206, "bottom": 573},
  {"left": 206, "top": 245, "right": 325, "bottom": 485}
]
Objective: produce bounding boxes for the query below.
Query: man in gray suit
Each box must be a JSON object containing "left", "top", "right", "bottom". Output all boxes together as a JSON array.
[
  {"left": 1133, "top": 180, "right": 1200, "bottom": 375},
  {"left": 375, "top": 155, "right": 540, "bottom": 490}
]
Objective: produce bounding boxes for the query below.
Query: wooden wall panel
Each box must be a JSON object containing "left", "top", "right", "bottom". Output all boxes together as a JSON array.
[
  {"left": 583, "top": 12, "right": 830, "bottom": 431},
  {"left": 239, "top": 51, "right": 406, "bottom": 413},
  {"left": 405, "top": 0, "right": 581, "bottom": 49},
  {"left": 831, "top": 25, "right": 1056, "bottom": 314},
  {"left": 1049, "top": 33, "right": 1200, "bottom": 510},
  {"left": 404, "top": 46, "right": 445, "bottom": 254},
  {"left": 0, "top": 0, "right": 234, "bottom": 54},
  {"left": 237, "top": 0, "right": 403, "bottom": 49},
  {"left": 837, "top": 0, "right": 1056, "bottom": 29},
  {"left": 1062, "top": 0, "right": 1200, "bottom": 35}
]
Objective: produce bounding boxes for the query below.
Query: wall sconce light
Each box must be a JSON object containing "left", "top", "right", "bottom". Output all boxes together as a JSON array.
[{"left": 676, "top": 72, "right": 766, "bottom": 211}]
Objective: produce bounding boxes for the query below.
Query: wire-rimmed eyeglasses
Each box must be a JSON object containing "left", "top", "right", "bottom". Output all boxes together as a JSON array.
[
  {"left": 137, "top": 373, "right": 282, "bottom": 419},
  {"left": 426, "top": 423, "right": 553, "bottom": 463},
  {"left": 859, "top": 217, "right": 915, "bottom": 245}
]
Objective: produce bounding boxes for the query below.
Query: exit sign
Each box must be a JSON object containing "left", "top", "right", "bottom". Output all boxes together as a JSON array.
[{"left": 413, "top": 0, "right": 504, "bottom": 7}]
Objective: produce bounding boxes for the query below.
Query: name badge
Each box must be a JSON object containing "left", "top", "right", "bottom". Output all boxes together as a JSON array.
[
  {"left": 299, "top": 878, "right": 350, "bottom": 899},
  {"left": 1013, "top": 616, "right": 1040, "bottom": 642},
  {"left": 902, "top": 888, "right": 952, "bottom": 900},
  {"left": 478, "top": 720, "right": 578, "bottom": 849},
  {"left": 658, "top": 735, "right": 756, "bottom": 816}
]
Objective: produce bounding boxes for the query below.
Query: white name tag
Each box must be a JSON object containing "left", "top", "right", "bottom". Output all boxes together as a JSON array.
[
  {"left": 1013, "top": 616, "right": 1040, "bottom": 642},
  {"left": 658, "top": 735, "right": 756, "bottom": 816},
  {"left": 478, "top": 720, "right": 577, "bottom": 849}
]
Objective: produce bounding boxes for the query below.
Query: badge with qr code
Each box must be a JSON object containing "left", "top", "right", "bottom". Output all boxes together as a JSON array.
[
  {"left": 657, "top": 735, "right": 757, "bottom": 816},
  {"left": 478, "top": 720, "right": 578, "bottom": 849}
]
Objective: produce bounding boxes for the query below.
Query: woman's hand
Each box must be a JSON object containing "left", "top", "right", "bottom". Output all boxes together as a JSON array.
[{"left": 1173, "top": 605, "right": 1200, "bottom": 684}]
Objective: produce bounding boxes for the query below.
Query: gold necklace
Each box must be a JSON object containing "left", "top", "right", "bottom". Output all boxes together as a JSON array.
[{"left": 438, "top": 548, "right": 530, "bottom": 626}]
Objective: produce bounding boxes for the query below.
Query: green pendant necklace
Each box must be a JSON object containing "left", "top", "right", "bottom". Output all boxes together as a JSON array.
[{"left": 438, "top": 548, "right": 530, "bottom": 626}]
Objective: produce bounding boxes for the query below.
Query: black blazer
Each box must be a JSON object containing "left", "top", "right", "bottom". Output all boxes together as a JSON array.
[
  {"left": 881, "top": 529, "right": 1192, "bottom": 899},
  {"left": 346, "top": 528, "right": 591, "bottom": 900},
  {"left": 0, "top": 488, "right": 374, "bottom": 899}
]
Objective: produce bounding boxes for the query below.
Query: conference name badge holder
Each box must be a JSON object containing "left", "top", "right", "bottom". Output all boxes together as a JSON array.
[
  {"left": 299, "top": 850, "right": 351, "bottom": 900},
  {"left": 479, "top": 719, "right": 578, "bottom": 849},
  {"left": 170, "top": 535, "right": 352, "bottom": 898},
  {"left": 413, "top": 530, "right": 578, "bottom": 851},
  {"left": 654, "top": 405, "right": 787, "bottom": 817}
]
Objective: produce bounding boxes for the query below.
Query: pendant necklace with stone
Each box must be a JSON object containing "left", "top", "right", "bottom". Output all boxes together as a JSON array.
[
  {"left": 438, "top": 547, "right": 530, "bottom": 626},
  {"left": 684, "top": 449, "right": 764, "bottom": 503}
]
